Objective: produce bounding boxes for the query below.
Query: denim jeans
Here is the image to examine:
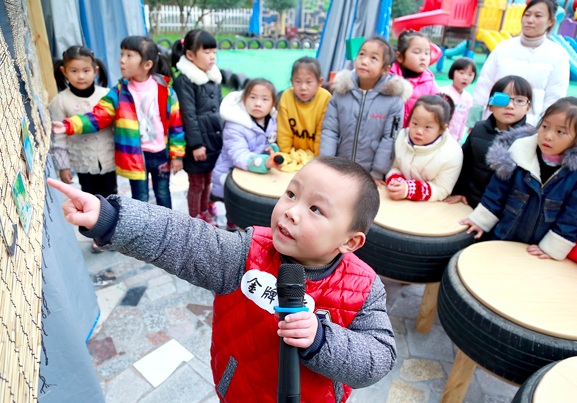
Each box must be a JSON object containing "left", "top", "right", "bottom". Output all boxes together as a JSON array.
[{"left": 130, "top": 151, "right": 172, "bottom": 208}]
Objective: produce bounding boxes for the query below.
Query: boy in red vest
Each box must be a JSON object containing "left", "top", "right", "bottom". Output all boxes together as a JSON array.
[{"left": 48, "top": 156, "right": 396, "bottom": 403}]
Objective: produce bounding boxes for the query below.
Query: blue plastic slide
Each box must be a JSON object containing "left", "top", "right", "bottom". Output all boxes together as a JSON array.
[
  {"left": 550, "top": 35, "right": 577, "bottom": 81},
  {"left": 443, "top": 40, "right": 468, "bottom": 58}
]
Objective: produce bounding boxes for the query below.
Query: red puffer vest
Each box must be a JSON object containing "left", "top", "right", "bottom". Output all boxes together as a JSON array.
[{"left": 211, "top": 227, "right": 376, "bottom": 403}]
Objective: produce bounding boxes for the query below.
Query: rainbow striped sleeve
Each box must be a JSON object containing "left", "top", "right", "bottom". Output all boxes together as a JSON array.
[
  {"left": 63, "top": 86, "right": 119, "bottom": 135},
  {"left": 167, "top": 88, "right": 185, "bottom": 159}
]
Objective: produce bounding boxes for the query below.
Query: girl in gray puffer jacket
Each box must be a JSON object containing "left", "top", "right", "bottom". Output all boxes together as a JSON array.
[{"left": 320, "top": 37, "right": 412, "bottom": 184}]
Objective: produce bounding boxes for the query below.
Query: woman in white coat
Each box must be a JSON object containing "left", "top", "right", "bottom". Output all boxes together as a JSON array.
[{"left": 467, "top": 0, "right": 569, "bottom": 127}]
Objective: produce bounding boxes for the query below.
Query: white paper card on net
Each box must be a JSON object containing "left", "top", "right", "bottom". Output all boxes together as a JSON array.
[{"left": 133, "top": 339, "right": 194, "bottom": 387}]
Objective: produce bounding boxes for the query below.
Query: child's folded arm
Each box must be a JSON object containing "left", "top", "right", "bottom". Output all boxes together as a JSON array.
[
  {"left": 225, "top": 124, "right": 258, "bottom": 170},
  {"left": 319, "top": 97, "right": 340, "bottom": 157},
  {"left": 538, "top": 188, "right": 577, "bottom": 260},
  {"left": 82, "top": 195, "right": 252, "bottom": 295},
  {"left": 301, "top": 279, "right": 396, "bottom": 389},
  {"left": 469, "top": 172, "right": 513, "bottom": 231},
  {"left": 370, "top": 103, "right": 403, "bottom": 179}
]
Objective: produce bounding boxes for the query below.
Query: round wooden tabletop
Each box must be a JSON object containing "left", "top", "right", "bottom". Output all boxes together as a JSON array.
[
  {"left": 232, "top": 168, "right": 294, "bottom": 198},
  {"left": 534, "top": 356, "right": 577, "bottom": 402},
  {"left": 458, "top": 241, "right": 577, "bottom": 340},
  {"left": 373, "top": 188, "right": 472, "bottom": 237},
  {"left": 232, "top": 168, "right": 473, "bottom": 236}
]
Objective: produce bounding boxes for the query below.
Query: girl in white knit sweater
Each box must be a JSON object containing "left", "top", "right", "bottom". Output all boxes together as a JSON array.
[
  {"left": 50, "top": 45, "right": 114, "bottom": 252},
  {"left": 386, "top": 94, "right": 463, "bottom": 201}
]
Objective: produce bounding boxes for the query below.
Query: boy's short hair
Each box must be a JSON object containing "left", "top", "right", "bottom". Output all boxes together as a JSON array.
[
  {"left": 489, "top": 75, "right": 533, "bottom": 104},
  {"left": 448, "top": 57, "right": 477, "bottom": 80},
  {"left": 314, "top": 156, "right": 380, "bottom": 234}
]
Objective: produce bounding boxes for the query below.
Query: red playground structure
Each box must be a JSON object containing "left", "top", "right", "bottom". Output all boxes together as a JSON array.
[{"left": 392, "top": 0, "right": 479, "bottom": 53}]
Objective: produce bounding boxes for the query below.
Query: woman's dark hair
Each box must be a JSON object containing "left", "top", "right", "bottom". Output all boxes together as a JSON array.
[
  {"left": 360, "top": 36, "right": 395, "bottom": 67},
  {"left": 171, "top": 29, "right": 217, "bottom": 68},
  {"left": 312, "top": 156, "right": 380, "bottom": 234},
  {"left": 524, "top": 0, "right": 557, "bottom": 34},
  {"left": 409, "top": 94, "right": 455, "bottom": 128},
  {"left": 489, "top": 75, "right": 533, "bottom": 104},
  {"left": 120, "top": 36, "right": 172, "bottom": 79},
  {"left": 53, "top": 45, "right": 108, "bottom": 91},
  {"left": 448, "top": 57, "right": 477, "bottom": 80},
  {"left": 539, "top": 97, "right": 577, "bottom": 142},
  {"left": 396, "top": 30, "right": 430, "bottom": 58},
  {"left": 291, "top": 56, "right": 322, "bottom": 81},
  {"left": 242, "top": 78, "right": 278, "bottom": 106}
]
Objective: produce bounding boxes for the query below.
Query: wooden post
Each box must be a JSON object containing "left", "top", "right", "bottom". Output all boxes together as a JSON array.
[
  {"left": 441, "top": 349, "right": 477, "bottom": 403},
  {"left": 26, "top": 0, "right": 58, "bottom": 101},
  {"left": 416, "top": 282, "right": 440, "bottom": 333}
]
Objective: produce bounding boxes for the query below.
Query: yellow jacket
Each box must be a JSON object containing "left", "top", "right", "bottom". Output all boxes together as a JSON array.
[{"left": 277, "top": 87, "right": 331, "bottom": 156}]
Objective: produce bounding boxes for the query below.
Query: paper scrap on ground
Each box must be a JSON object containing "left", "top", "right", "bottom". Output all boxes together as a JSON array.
[
  {"left": 133, "top": 339, "right": 194, "bottom": 387},
  {"left": 92, "top": 282, "right": 127, "bottom": 338}
]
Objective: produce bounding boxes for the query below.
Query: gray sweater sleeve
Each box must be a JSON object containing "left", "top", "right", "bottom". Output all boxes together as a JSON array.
[
  {"left": 104, "top": 195, "right": 253, "bottom": 295},
  {"left": 301, "top": 277, "right": 397, "bottom": 388}
]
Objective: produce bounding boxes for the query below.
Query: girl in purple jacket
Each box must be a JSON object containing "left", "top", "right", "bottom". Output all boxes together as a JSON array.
[
  {"left": 390, "top": 30, "right": 440, "bottom": 127},
  {"left": 212, "top": 78, "right": 280, "bottom": 229}
]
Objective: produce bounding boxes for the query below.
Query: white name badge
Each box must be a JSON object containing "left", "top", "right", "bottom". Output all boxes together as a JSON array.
[{"left": 241, "top": 269, "right": 316, "bottom": 314}]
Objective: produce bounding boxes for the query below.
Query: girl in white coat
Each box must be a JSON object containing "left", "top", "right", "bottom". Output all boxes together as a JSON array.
[
  {"left": 467, "top": 0, "right": 568, "bottom": 127},
  {"left": 386, "top": 94, "right": 463, "bottom": 201}
]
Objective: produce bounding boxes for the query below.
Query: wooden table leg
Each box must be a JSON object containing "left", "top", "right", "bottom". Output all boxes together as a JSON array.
[
  {"left": 441, "top": 349, "right": 477, "bottom": 403},
  {"left": 416, "top": 282, "right": 440, "bottom": 333}
]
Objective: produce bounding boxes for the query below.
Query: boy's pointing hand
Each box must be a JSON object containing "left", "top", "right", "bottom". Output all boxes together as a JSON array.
[
  {"left": 47, "top": 178, "right": 101, "bottom": 230},
  {"left": 277, "top": 311, "right": 318, "bottom": 349}
]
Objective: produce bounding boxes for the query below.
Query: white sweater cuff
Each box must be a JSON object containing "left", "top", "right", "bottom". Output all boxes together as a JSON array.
[
  {"left": 538, "top": 230, "right": 576, "bottom": 261},
  {"left": 468, "top": 204, "right": 499, "bottom": 232}
]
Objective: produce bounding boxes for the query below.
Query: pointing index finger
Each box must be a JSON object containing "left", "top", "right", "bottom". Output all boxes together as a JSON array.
[{"left": 47, "top": 178, "right": 84, "bottom": 200}]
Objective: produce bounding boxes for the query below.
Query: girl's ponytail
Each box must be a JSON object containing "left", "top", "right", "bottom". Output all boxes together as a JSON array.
[
  {"left": 94, "top": 58, "right": 109, "bottom": 88},
  {"left": 53, "top": 58, "right": 67, "bottom": 91},
  {"left": 172, "top": 30, "right": 217, "bottom": 71},
  {"left": 153, "top": 53, "right": 172, "bottom": 80},
  {"left": 171, "top": 38, "right": 185, "bottom": 69},
  {"left": 53, "top": 45, "right": 105, "bottom": 91},
  {"left": 121, "top": 36, "right": 173, "bottom": 80}
]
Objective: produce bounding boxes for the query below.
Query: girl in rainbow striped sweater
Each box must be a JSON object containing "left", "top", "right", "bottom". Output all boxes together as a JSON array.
[{"left": 53, "top": 36, "right": 185, "bottom": 209}]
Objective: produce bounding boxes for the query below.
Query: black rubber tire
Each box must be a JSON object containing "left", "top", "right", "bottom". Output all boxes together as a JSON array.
[
  {"left": 511, "top": 360, "right": 557, "bottom": 403},
  {"left": 247, "top": 38, "right": 261, "bottom": 49},
  {"left": 275, "top": 38, "right": 289, "bottom": 49},
  {"left": 287, "top": 34, "right": 300, "bottom": 41},
  {"left": 220, "top": 68, "right": 233, "bottom": 86},
  {"left": 438, "top": 251, "right": 577, "bottom": 385},
  {"left": 229, "top": 72, "right": 248, "bottom": 90},
  {"left": 313, "top": 39, "right": 321, "bottom": 50},
  {"left": 289, "top": 39, "right": 302, "bottom": 49},
  {"left": 301, "top": 38, "right": 314, "bottom": 49},
  {"left": 224, "top": 174, "right": 277, "bottom": 228},
  {"left": 233, "top": 39, "right": 247, "bottom": 50},
  {"left": 354, "top": 224, "right": 474, "bottom": 282},
  {"left": 156, "top": 37, "right": 173, "bottom": 50},
  {"left": 218, "top": 38, "right": 233, "bottom": 50},
  {"left": 262, "top": 38, "right": 275, "bottom": 49}
]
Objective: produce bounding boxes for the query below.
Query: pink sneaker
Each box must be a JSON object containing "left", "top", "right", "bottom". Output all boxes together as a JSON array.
[
  {"left": 207, "top": 202, "right": 218, "bottom": 217},
  {"left": 196, "top": 211, "right": 218, "bottom": 226}
]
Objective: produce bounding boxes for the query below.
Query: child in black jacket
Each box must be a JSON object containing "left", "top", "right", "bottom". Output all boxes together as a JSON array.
[
  {"left": 172, "top": 29, "right": 224, "bottom": 224},
  {"left": 445, "top": 75, "right": 531, "bottom": 208}
]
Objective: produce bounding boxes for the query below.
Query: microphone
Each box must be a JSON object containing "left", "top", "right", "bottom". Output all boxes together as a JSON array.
[{"left": 275, "top": 263, "right": 307, "bottom": 403}]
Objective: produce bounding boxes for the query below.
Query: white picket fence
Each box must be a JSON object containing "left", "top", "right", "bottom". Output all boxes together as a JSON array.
[{"left": 144, "top": 5, "right": 252, "bottom": 33}]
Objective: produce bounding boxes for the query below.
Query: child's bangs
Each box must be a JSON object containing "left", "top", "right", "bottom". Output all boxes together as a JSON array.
[
  {"left": 196, "top": 30, "right": 217, "bottom": 50},
  {"left": 120, "top": 36, "right": 143, "bottom": 53}
]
